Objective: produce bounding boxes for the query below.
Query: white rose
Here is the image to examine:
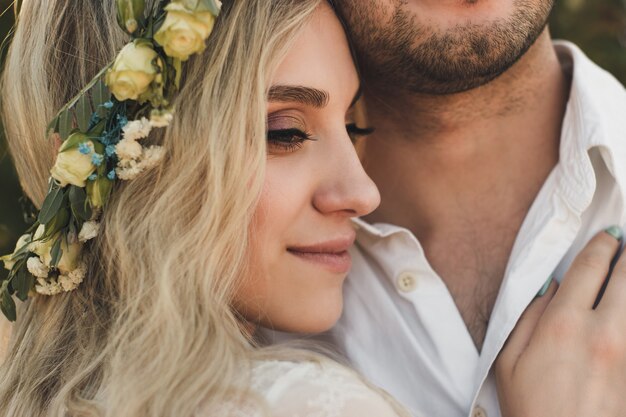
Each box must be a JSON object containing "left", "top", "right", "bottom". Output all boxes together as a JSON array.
[
  {"left": 105, "top": 42, "right": 158, "bottom": 101},
  {"left": 50, "top": 141, "right": 96, "bottom": 188},
  {"left": 154, "top": 3, "right": 215, "bottom": 61},
  {"left": 31, "top": 225, "right": 82, "bottom": 274},
  {"left": 1, "top": 233, "right": 32, "bottom": 271}
]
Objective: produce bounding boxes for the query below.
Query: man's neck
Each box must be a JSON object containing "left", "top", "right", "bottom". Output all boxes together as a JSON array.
[{"left": 360, "top": 30, "right": 570, "bottom": 350}]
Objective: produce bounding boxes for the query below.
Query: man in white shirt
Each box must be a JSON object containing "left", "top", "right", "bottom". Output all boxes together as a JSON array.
[{"left": 328, "top": 1, "right": 626, "bottom": 417}]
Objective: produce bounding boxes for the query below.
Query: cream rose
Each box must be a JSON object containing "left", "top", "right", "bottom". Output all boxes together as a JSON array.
[
  {"left": 154, "top": 3, "right": 215, "bottom": 61},
  {"left": 50, "top": 140, "right": 96, "bottom": 188},
  {"left": 1, "top": 233, "right": 32, "bottom": 271},
  {"left": 105, "top": 42, "right": 158, "bottom": 101},
  {"left": 31, "top": 225, "right": 82, "bottom": 274}
]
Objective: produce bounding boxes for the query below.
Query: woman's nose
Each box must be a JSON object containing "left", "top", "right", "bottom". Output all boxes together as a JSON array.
[{"left": 312, "top": 133, "right": 380, "bottom": 217}]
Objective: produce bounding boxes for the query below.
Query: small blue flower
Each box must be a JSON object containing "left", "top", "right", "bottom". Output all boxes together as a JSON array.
[
  {"left": 107, "top": 170, "right": 116, "bottom": 180},
  {"left": 88, "top": 174, "right": 98, "bottom": 181},
  {"left": 78, "top": 142, "right": 92, "bottom": 155},
  {"left": 103, "top": 101, "right": 114, "bottom": 109},
  {"left": 116, "top": 114, "right": 128, "bottom": 127},
  {"left": 105, "top": 144, "right": 117, "bottom": 157},
  {"left": 91, "top": 153, "right": 104, "bottom": 166},
  {"left": 88, "top": 113, "right": 100, "bottom": 130}
]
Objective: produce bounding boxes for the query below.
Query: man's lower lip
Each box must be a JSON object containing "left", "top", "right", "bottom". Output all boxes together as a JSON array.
[{"left": 287, "top": 250, "right": 352, "bottom": 274}]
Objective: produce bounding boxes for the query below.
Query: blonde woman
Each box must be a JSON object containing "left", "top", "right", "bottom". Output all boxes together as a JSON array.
[{"left": 1, "top": 0, "right": 625, "bottom": 416}]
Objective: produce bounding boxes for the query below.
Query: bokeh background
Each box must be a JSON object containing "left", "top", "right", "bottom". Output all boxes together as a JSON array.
[{"left": 0, "top": 0, "right": 625, "bottom": 278}]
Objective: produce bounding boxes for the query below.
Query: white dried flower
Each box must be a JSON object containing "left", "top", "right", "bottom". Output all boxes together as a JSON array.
[
  {"left": 35, "top": 278, "right": 63, "bottom": 296},
  {"left": 26, "top": 256, "right": 50, "bottom": 278},
  {"left": 122, "top": 117, "right": 152, "bottom": 141},
  {"left": 58, "top": 262, "right": 87, "bottom": 292},
  {"left": 138, "top": 146, "right": 166, "bottom": 170},
  {"left": 149, "top": 111, "right": 173, "bottom": 128},
  {"left": 115, "top": 145, "right": 165, "bottom": 180},
  {"left": 115, "top": 138, "right": 143, "bottom": 161},
  {"left": 78, "top": 221, "right": 100, "bottom": 243},
  {"left": 116, "top": 160, "right": 143, "bottom": 180}
]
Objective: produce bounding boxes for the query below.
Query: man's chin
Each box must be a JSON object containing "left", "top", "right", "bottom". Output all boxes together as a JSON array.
[{"left": 335, "top": 0, "right": 554, "bottom": 94}]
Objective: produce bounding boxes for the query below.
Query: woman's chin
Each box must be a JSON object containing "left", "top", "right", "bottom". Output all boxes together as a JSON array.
[{"left": 259, "top": 296, "right": 344, "bottom": 335}]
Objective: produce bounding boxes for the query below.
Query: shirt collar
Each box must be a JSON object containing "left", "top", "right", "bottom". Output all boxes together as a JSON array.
[
  {"left": 553, "top": 40, "right": 626, "bottom": 213},
  {"left": 354, "top": 41, "right": 626, "bottom": 238}
]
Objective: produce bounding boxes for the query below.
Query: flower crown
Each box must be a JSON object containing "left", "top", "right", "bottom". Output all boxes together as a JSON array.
[{"left": 0, "top": 0, "right": 221, "bottom": 321}]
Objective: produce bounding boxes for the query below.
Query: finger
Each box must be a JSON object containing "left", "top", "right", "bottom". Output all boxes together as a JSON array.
[
  {"left": 553, "top": 229, "right": 621, "bottom": 310},
  {"left": 497, "top": 279, "right": 558, "bottom": 371},
  {"left": 595, "top": 234, "right": 626, "bottom": 313}
]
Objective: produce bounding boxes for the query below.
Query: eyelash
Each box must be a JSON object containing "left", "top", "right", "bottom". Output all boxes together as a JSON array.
[
  {"left": 346, "top": 123, "right": 375, "bottom": 142},
  {"left": 266, "top": 128, "right": 316, "bottom": 152},
  {"left": 267, "top": 124, "right": 375, "bottom": 153}
]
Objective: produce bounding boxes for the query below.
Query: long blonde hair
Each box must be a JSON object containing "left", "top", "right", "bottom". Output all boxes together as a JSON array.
[{"left": 0, "top": 1, "right": 322, "bottom": 415}]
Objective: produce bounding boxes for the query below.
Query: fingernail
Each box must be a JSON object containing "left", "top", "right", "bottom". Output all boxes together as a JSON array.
[
  {"left": 536, "top": 275, "right": 553, "bottom": 297},
  {"left": 604, "top": 226, "right": 623, "bottom": 241}
]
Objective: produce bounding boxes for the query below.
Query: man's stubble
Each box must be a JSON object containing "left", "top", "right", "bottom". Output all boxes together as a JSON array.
[{"left": 333, "top": 0, "right": 556, "bottom": 95}]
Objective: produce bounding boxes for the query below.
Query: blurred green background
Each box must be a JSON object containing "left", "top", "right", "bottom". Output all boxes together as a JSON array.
[{"left": 0, "top": 0, "right": 625, "bottom": 278}]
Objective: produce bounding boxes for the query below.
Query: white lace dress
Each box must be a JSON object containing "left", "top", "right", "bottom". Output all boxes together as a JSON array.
[{"left": 214, "top": 360, "right": 403, "bottom": 417}]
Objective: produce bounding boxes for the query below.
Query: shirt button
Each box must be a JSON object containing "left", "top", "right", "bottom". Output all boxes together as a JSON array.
[
  {"left": 472, "top": 406, "right": 487, "bottom": 417},
  {"left": 396, "top": 271, "right": 418, "bottom": 292}
]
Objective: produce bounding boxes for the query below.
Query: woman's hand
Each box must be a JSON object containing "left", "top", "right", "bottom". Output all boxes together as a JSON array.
[{"left": 496, "top": 229, "right": 626, "bottom": 417}]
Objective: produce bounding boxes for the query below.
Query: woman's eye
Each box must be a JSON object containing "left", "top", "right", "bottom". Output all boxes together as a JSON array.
[
  {"left": 267, "top": 128, "right": 315, "bottom": 153},
  {"left": 346, "top": 123, "right": 375, "bottom": 143}
]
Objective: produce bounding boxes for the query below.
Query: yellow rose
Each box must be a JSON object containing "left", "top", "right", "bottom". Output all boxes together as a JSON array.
[
  {"left": 31, "top": 226, "right": 82, "bottom": 274},
  {"left": 154, "top": 3, "right": 215, "bottom": 61},
  {"left": 105, "top": 42, "right": 158, "bottom": 101},
  {"left": 50, "top": 140, "right": 96, "bottom": 188},
  {"left": 1, "top": 234, "right": 32, "bottom": 271}
]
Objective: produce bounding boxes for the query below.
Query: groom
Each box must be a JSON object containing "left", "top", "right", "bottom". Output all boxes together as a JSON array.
[{"left": 329, "top": 1, "right": 626, "bottom": 417}]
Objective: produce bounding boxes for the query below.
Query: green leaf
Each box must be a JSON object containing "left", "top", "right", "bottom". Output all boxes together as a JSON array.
[
  {"left": 47, "top": 115, "right": 60, "bottom": 136},
  {"left": 92, "top": 80, "right": 110, "bottom": 108},
  {"left": 44, "top": 207, "right": 70, "bottom": 237},
  {"left": 93, "top": 80, "right": 111, "bottom": 118},
  {"left": 49, "top": 237, "right": 63, "bottom": 268},
  {"left": 59, "top": 109, "right": 73, "bottom": 141},
  {"left": 13, "top": 267, "right": 35, "bottom": 302},
  {"left": 47, "top": 64, "right": 112, "bottom": 136},
  {"left": 197, "top": 0, "right": 220, "bottom": 15},
  {"left": 173, "top": 58, "right": 182, "bottom": 89},
  {"left": 59, "top": 132, "right": 90, "bottom": 153},
  {"left": 38, "top": 186, "right": 66, "bottom": 225},
  {"left": 69, "top": 186, "right": 92, "bottom": 221},
  {"left": 87, "top": 176, "right": 113, "bottom": 209},
  {"left": 76, "top": 95, "right": 92, "bottom": 132},
  {"left": 0, "top": 287, "right": 16, "bottom": 322}
]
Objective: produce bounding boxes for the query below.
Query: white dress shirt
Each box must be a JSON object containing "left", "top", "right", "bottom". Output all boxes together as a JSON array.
[{"left": 327, "top": 41, "right": 626, "bottom": 417}]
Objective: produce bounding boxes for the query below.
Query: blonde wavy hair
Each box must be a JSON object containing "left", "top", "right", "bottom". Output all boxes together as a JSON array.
[{"left": 0, "top": 0, "right": 327, "bottom": 415}]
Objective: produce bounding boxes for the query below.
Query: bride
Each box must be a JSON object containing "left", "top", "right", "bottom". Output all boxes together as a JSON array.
[{"left": 0, "top": 0, "right": 625, "bottom": 416}]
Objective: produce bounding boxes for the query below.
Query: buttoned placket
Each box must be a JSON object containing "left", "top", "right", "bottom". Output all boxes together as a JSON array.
[{"left": 468, "top": 71, "right": 617, "bottom": 415}]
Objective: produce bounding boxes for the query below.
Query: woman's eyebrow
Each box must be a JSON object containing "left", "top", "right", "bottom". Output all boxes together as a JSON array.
[{"left": 268, "top": 85, "right": 330, "bottom": 108}]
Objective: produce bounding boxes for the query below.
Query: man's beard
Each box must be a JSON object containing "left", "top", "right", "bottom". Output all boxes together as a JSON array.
[{"left": 334, "top": 0, "right": 555, "bottom": 95}]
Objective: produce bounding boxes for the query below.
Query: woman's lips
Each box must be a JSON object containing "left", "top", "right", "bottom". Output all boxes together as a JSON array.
[{"left": 287, "top": 235, "right": 355, "bottom": 274}]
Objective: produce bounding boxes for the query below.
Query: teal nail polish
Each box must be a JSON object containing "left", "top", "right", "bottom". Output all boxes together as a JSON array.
[
  {"left": 604, "top": 226, "right": 623, "bottom": 241},
  {"left": 536, "top": 275, "right": 553, "bottom": 297}
]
